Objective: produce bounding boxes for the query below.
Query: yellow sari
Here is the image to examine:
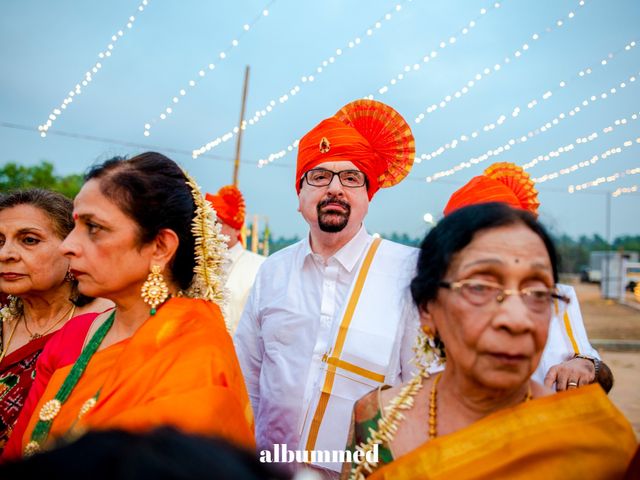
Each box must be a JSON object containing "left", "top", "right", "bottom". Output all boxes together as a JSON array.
[{"left": 370, "top": 385, "right": 636, "bottom": 479}]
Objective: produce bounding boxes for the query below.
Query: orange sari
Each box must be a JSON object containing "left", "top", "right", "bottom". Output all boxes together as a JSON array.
[
  {"left": 369, "top": 385, "right": 636, "bottom": 480},
  {"left": 6, "top": 298, "right": 253, "bottom": 458}
]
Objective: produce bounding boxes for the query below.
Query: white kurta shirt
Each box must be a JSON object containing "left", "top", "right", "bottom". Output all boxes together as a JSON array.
[
  {"left": 234, "top": 226, "right": 418, "bottom": 459},
  {"left": 532, "top": 283, "right": 601, "bottom": 385},
  {"left": 224, "top": 242, "right": 265, "bottom": 333}
]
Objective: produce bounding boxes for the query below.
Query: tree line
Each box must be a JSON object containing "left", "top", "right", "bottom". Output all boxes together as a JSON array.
[{"left": 2, "top": 161, "right": 638, "bottom": 273}]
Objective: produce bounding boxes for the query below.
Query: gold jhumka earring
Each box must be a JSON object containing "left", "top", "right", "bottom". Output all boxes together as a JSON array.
[{"left": 140, "top": 265, "right": 170, "bottom": 315}]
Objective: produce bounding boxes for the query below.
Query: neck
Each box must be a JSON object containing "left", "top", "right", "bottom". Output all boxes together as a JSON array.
[
  {"left": 108, "top": 281, "right": 178, "bottom": 339},
  {"left": 438, "top": 368, "right": 531, "bottom": 425},
  {"left": 20, "top": 284, "right": 74, "bottom": 329},
  {"left": 309, "top": 222, "right": 362, "bottom": 261}
]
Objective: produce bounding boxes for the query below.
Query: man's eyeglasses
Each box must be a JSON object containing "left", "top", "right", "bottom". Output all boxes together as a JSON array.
[
  {"left": 439, "top": 279, "right": 570, "bottom": 314},
  {"left": 303, "top": 168, "right": 366, "bottom": 188}
]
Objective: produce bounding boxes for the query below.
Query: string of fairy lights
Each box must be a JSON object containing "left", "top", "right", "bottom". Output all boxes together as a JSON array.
[
  {"left": 424, "top": 69, "right": 640, "bottom": 183},
  {"left": 533, "top": 137, "right": 640, "bottom": 184},
  {"left": 370, "top": 1, "right": 503, "bottom": 99},
  {"left": 142, "top": 0, "right": 276, "bottom": 138},
  {"left": 523, "top": 112, "right": 639, "bottom": 172},
  {"left": 612, "top": 185, "right": 638, "bottom": 197},
  {"left": 413, "top": 0, "right": 588, "bottom": 125},
  {"left": 192, "top": 0, "right": 417, "bottom": 159},
  {"left": 416, "top": 39, "right": 638, "bottom": 164},
  {"left": 256, "top": 0, "right": 503, "bottom": 168},
  {"left": 38, "top": 0, "right": 150, "bottom": 137},
  {"left": 568, "top": 167, "right": 640, "bottom": 193}
]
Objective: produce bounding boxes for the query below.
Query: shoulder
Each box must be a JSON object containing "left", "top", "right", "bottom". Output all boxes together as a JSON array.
[
  {"left": 378, "top": 240, "right": 419, "bottom": 263},
  {"left": 168, "top": 297, "right": 225, "bottom": 328},
  {"left": 61, "top": 310, "right": 101, "bottom": 337},
  {"left": 255, "top": 240, "right": 304, "bottom": 274},
  {"left": 236, "top": 249, "right": 266, "bottom": 270},
  {"left": 354, "top": 386, "right": 386, "bottom": 422},
  {"left": 41, "top": 309, "right": 101, "bottom": 367},
  {"left": 154, "top": 298, "right": 233, "bottom": 352}
]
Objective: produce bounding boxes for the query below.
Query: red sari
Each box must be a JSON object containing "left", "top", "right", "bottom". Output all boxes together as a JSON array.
[{"left": 0, "top": 312, "right": 99, "bottom": 454}]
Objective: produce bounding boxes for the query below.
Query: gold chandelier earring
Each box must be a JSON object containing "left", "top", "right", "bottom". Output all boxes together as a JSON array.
[{"left": 140, "top": 265, "right": 169, "bottom": 315}]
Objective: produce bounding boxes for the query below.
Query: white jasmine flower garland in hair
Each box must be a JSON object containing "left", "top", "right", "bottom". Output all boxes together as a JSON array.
[{"left": 181, "top": 170, "right": 230, "bottom": 323}]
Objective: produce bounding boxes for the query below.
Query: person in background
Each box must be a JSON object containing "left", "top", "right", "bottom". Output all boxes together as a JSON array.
[
  {"left": 344, "top": 202, "right": 636, "bottom": 479},
  {"left": 0, "top": 189, "right": 112, "bottom": 454},
  {"left": 206, "top": 185, "right": 265, "bottom": 333},
  {"left": 235, "top": 99, "right": 419, "bottom": 477},
  {"left": 3, "top": 153, "right": 253, "bottom": 459},
  {"left": 442, "top": 162, "right": 612, "bottom": 392}
]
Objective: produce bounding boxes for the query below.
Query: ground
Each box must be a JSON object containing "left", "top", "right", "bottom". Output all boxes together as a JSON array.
[{"left": 572, "top": 282, "right": 640, "bottom": 438}]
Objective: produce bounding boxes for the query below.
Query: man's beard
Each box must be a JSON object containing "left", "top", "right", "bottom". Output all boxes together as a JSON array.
[{"left": 317, "top": 197, "right": 351, "bottom": 233}]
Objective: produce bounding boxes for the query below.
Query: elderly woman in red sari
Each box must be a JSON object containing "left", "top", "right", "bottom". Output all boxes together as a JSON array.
[
  {"left": 343, "top": 202, "right": 636, "bottom": 479},
  {"left": 0, "top": 190, "right": 111, "bottom": 453},
  {"left": 3, "top": 152, "right": 253, "bottom": 459}
]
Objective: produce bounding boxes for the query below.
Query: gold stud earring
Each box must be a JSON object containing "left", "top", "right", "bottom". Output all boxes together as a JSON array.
[{"left": 140, "top": 265, "right": 169, "bottom": 315}]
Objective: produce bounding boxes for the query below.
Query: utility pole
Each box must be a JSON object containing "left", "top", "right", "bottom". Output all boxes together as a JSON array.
[
  {"left": 603, "top": 191, "right": 612, "bottom": 298},
  {"left": 232, "top": 66, "right": 250, "bottom": 187}
]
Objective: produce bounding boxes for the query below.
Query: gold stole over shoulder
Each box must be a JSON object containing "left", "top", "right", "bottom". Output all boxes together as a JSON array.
[{"left": 305, "top": 237, "right": 383, "bottom": 451}]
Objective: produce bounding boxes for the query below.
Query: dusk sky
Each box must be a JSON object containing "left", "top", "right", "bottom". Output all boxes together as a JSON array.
[{"left": 1, "top": 0, "right": 638, "bottom": 241}]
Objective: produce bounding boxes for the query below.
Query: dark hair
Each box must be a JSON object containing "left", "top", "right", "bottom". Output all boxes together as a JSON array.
[
  {"left": 85, "top": 152, "right": 196, "bottom": 290},
  {"left": 0, "top": 427, "right": 290, "bottom": 480},
  {"left": 0, "top": 189, "right": 92, "bottom": 307},
  {"left": 410, "top": 202, "right": 559, "bottom": 311}
]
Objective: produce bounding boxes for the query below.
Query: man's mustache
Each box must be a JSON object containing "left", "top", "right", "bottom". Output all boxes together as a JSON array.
[{"left": 317, "top": 198, "right": 351, "bottom": 212}]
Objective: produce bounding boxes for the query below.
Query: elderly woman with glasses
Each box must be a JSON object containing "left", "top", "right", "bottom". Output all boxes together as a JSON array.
[{"left": 343, "top": 202, "right": 636, "bottom": 480}]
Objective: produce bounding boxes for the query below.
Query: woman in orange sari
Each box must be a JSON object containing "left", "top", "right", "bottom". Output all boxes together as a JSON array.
[
  {"left": 3, "top": 152, "right": 253, "bottom": 459},
  {"left": 343, "top": 202, "right": 636, "bottom": 479}
]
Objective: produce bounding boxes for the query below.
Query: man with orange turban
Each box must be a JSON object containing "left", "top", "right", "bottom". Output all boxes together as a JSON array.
[
  {"left": 443, "top": 162, "right": 612, "bottom": 393},
  {"left": 206, "top": 186, "right": 265, "bottom": 333},
  {"left": 235, "top": 99, "right": 419, "bottom": 477}
]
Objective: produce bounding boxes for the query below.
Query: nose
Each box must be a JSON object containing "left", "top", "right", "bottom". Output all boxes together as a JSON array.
[
  {"left": 0, "top": 239, "right": 19, "bottom": 262},
  {"left": 492, "top": 294, "right": 537, "bottom": 334},
  {"left": 326, "top": 172, "right": 345, "bottom": 195},
  {"left": 59, "top": 228, "right": 80, "bottom": 258}
]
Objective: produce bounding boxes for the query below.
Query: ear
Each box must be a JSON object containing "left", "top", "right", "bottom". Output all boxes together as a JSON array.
[
  {"left": 149, "top": 228, "right": 180, "bottom": 268},
  {"left": 419, "top": 302, "right": 437, "bottom": 334}
]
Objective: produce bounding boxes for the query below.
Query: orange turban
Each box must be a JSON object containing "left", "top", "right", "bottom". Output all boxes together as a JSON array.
[
  {"left": 443, "top": 162, "right": 540, "bottom": 216},
  {"left": 296, "top": 99, "right": 415, "bottom": 200},
  {"left": 205, "top": 185, "right": 245, "bottom": 229}
]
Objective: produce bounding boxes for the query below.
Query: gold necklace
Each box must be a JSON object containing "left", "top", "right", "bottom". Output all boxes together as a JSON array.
[
  {"left": 428, "top": 374, "right": 533, "bottom": 439},
  {"left": 428, "top": 373, "right": 442, "bottom": 438},
  {"left": 23, "top": 304, "right": 76, "bottom": 340},
  {"left": 0, "top": 319, "right": 20, "bottom": 364}
]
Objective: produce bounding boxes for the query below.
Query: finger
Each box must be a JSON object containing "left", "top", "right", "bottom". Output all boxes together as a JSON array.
[
  {"left": 578, "top": 375, "right": 590, "bottom": 387},
  {"left": 555, "top": 368, "right": 571, "bottom": 391},
  {"left": 544, "top": 366, "right": 559, "bottom": 388}
]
